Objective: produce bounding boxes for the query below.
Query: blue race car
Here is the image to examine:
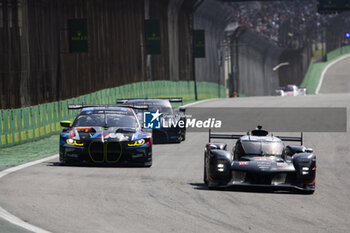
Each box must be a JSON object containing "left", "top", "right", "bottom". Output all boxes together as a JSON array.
[{"left": 117, "top": 98, "right": 186, "bottom": 143}]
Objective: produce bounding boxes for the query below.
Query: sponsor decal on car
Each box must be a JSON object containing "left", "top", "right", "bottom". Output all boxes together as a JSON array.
[
  {"left": 239, "top": 161, "right": 249, "bottom": 165},
  {"left": 257, "top": 161, "right": 271, "bottom": 169},
  {"left": 254, "top": 157, "right": 272, "bottom": 161},
  {"left": 75, "top": 127, "right": 92, "bottom": 133}
]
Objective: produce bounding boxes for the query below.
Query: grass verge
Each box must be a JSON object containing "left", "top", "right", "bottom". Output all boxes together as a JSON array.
[
  {"left": 0, "top": 135, "right": 58, "bottom": 169},
  {"left": 302, "top": 46, "right": 350, "bottom": 94}
]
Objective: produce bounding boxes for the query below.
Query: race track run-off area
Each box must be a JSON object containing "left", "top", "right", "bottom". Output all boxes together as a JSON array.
[{"left": 1, "top": 58, "right": 350, "bottom": 233}]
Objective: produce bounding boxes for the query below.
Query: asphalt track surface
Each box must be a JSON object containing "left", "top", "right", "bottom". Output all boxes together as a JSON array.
[
  {"left": 0, "top": 58, "right": 350, "bottom": 233},
  {"left": 319, "top": 55, "right": 350, "bottom": 94}
]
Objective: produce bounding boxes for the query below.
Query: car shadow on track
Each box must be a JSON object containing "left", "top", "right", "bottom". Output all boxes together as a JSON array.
[
  {"left": 189, "top": 183, "right": 313, "bottom": 195},
  {"left": 46, "top": 161, "right": 152, "bottom": 168}
]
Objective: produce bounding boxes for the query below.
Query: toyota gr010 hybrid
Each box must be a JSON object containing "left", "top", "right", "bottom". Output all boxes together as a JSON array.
[
  {"left": 275, "top": 85, "right": 307, "bottom": 96},
  {"left": 204, "top": 126, "right": 316, "bottom": 193},
  {"left": 116, "top": 98, "right": 186, "bottom": 143},
  {"left": 59, "top": 105, "right": 152, "bottom": 167}
]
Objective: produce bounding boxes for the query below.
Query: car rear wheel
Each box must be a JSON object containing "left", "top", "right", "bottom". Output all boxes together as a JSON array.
[{"left": 300, "top": 189, "right": 314, "bottom": 194}]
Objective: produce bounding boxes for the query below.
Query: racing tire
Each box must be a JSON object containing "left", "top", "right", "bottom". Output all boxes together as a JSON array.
[
  {"left": 300, "top": 189, "right": 315, "bottom": 195},
  {"left": 204, "top": 167, "right": 208, "bottom": 185},
  {"left": 203, "top": 154, "right": 208, "bottom": 185},
  {"left": 59, "top": 159, "right": 70, "bottom": 166},
  {"left": 181, "top": 134, "right": 186, "bottom": 141},
  {"left": 60, "top": 161, "right": 72, "bottom": 166}
]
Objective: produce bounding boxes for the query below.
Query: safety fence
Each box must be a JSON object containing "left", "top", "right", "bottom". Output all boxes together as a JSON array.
[
  {"left": 0, "top": 81, "right": 226, "bottom": 148},
  {"left": 301, "top": 45, "right": 350, "bottom": 94}
]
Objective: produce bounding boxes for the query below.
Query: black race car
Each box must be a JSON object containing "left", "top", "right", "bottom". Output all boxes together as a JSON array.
[
  {"left": 59, "top": 105, "right": 152, "bottom": 167},
  {"left": 204, "top": 126, "right": 316, "bottom": 193},
  {"left": 116, "top": 98, "right": 186, "bottom": 143}
]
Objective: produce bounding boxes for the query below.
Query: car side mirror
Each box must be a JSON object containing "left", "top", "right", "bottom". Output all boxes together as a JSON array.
[
  {"left": 60, "top": 121, "right": 72, "bottom": 128},
  {"left": 305, "top": 148, "right": 313, "bottom": 153},
  {"left": 179, "top": 107, "right": 186, "bottom": 112}
]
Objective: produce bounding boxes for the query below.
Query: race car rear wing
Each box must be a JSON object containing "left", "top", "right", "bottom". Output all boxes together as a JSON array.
[
  {"left": 116, "top": 97, "right": 183, "bottom": 104},
  {"left": 208, "top": 129, "right": 244, "bottom": 142},
  {"left": 209, "top": 129, "right": 303, "bottom": 145},
  {"left": 276, "top": 133, "right": 303, "bottom": 145},
  {"left": 68, "top": 104, "right": 149, "bottom": 111}
]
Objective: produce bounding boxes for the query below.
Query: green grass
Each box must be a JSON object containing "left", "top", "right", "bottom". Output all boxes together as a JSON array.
[
  {"left": 301, "top": 62, "right": 328, "bottom": 94},
  {"left": 0, "top": 135, "right": 59, "bottom": 168}
]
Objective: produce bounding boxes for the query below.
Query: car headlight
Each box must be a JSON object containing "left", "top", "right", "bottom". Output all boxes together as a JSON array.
[
  {"left": 128, "top": 139, "right": 145, "bottom": 147},
  {"left": 66, "top": 139, "right": 84, "bottom": 147},
  {"left": 217, "top": 159, "right": 226, "bottom": 172},
  {"left": 302, "top": 167, "right": 309, "bottom": 175}
]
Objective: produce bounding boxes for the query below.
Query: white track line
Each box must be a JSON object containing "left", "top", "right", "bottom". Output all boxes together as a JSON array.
[
  {"left": 182, "top": 98, "right": 217, "bottom": 108},
  {"left": 315, "top": 54, "right": 350, "bottom": 94},
  {"left": 0, "top": 154, "right": 58, "bottom": 233},
  {"left": 0, "top": 207, "right": 51, "bottom": 233},
  {"left": 0, "top": 97, "right": 216, "bottom": 233},
  {"left": 0, "top": 154, "right": 58, "bottom": 179}
]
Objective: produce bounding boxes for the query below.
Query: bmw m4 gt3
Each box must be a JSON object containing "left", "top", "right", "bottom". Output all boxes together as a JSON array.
[{"left": 59, "top": 105, "right": 152, "bottom": 167}]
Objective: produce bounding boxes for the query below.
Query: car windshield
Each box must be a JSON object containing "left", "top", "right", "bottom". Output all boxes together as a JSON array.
[
  {"left": 73, "top": 113, "right": 139, "bottom": 128},
  {"left": 241, "top": 141, "right": 284, "bottom": 156},
  {"left": 148, "top": 104, "right": 173, "bottom": 114},
  {"left": 285, "top": 86, "right": 295, "bottom": 92},
  {"left": 128, "top": 101, "right": 173, "bottom": 115}
]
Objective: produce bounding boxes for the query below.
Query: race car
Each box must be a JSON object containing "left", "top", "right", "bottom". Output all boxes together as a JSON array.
[
  {"left": 275, "top": 85, "right": 307, "bottom": 96},
  {"left": 59, "top": 105, "right": 152, "bottom": 167},
  {"left": 116, "top": 98, "right": 186, "bottom": 143},
  {"left": 203, "top": 126, "right": 316, "bottom": 193}
]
